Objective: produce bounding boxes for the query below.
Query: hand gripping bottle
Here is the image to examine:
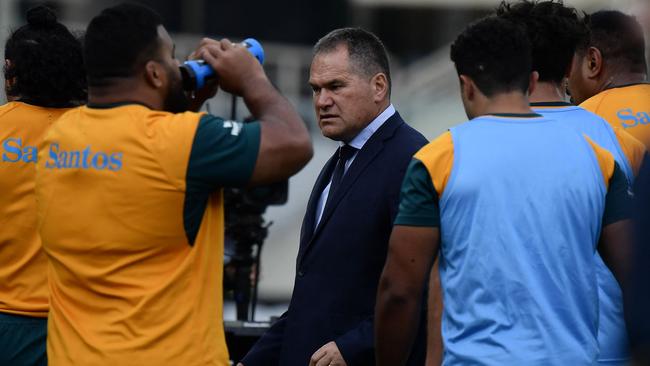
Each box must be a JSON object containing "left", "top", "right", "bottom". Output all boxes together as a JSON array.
[{"left": 180, "top": 38, "right": 265, "bottom": 91}]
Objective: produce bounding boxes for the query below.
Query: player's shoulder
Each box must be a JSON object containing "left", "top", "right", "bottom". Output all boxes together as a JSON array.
[
  {"left": 571, "top": 106, "right": 616, "bottom": 128},
  {"left": 139, "top": 108, "right": 203, "bottom": 124},
  {"left": 133, "top": 108, "right": 205, "bottom": 137},
  {"left": 0, "top": 101, "right": 53, "bottom": 119},
  {"left": 0, "top": 101, "right": 73, "bottom": 130},
  {"left": 614, "top": 83, "right": 650, "bottom": 98},
  {"left": 583, "top": 135, "right": 616, "bottom": 174},
  {"left": 414, "top": 131, "right": 453, "bottom": 163},
  {"left": 0, "top": 101, "right": 20, "bottom": 117},
  {"left": 580, "top": 91, "right": 608, "bottom": 111}
]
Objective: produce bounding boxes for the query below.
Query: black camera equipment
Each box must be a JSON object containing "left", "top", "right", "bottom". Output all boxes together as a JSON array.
[{"left": 222, "top": 96, "right": 289, "bottom": 322}]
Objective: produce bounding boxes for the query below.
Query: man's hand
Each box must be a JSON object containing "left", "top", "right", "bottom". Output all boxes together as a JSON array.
[
  {"left": 309, "top": 341, "right": 347, "bottom": 366},
  {"left": 195, "top": 37, "right": 267, "bottom": 97}
]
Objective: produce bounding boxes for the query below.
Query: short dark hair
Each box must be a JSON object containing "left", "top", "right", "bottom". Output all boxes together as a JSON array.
[
  {"left": 451, "top": 16, "right": 533, "bottom": 96},
  {"left": 578, "top": 10, "right": 647, "bottom": 74},
  {"left": 84, "top": 2, "right": 163, "bottom": 87},
  {"left": 4, "top": 5, "right": 86, "bottom": 107},
  {"left": 496, "top": 0, "right": 587, "bottom": 84},
  {"left": 313, "top": 27, "right": 392, "bottom": 92}
]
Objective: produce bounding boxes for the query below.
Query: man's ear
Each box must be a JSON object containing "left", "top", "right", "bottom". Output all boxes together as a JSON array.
[
  {"left": 586, "top": 47, "right": 604, "bottom": 79},
  {"left": 371, "top": 72, "right": 389, "bottom": 103},
  {"left": 528, "top": 71, "right": 540, "bottom": 95},
  {"left": 4, "top": 59, "right": 16, "bottom": 95},
  {"left": 459, "top": 74, "right": 475, "bottom": 101},
  {"left": 144, "top": 60, "right": 166, "bottom": 89}
]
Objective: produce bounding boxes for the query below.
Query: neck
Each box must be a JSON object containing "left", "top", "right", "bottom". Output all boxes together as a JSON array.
[
  {"left": 88, "top": 78, "right": 161, "bottom": 110},
  {"left": 529, "top": 81, "right": 567, "bottom": 104},
  {"left": 375, "top": 99, "right": 391, "bottom": 118},
  {"left": 600, "top": 70, "right": 648, "bottom": 91},
  {"left": 481, "top": 91, "right": 534, "bottom": 116}
]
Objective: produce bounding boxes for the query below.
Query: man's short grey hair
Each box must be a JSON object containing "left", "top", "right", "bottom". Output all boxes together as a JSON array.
[{"left": 313, "top": 27, "right": 392, "bottom": 92}]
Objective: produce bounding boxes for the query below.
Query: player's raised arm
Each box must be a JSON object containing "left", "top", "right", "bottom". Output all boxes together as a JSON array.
[{"left": 198, "top": 39, "right": 313, "bottom": 185}]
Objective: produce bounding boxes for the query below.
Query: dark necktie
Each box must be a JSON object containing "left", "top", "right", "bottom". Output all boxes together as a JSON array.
[{"left": 324, "top": 144, "right": 358, "bottom": 209}]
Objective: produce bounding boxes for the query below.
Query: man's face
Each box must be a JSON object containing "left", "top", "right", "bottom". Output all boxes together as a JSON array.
[
  {"left": 309, "top": 45, "right": 378, "bottom": 142},
  {"left": 567, "top": 51, "right": 598, "bottom": 105},
  {"left": 157, "top": 26, "right": 189, "bottom": 113}
]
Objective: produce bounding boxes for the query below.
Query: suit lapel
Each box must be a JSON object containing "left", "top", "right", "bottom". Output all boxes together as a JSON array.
[
  {"left": 298, "top": 113, "right": 404, "bottom": 265},
  {"left": 299, "top": 152, "right": 337, "bottom": 248}
]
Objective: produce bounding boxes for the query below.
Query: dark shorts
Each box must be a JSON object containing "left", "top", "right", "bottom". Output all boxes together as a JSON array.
[{"left": 0, "top": 312, "right": 47, "bottom": 366}]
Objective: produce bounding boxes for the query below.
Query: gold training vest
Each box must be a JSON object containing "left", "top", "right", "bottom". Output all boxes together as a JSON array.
[
  {"left": 0, "top": 101, "right": 71, "bottom": 317},
  {"left": 36, "top": 104, "right": 229, "bottom": 366}
]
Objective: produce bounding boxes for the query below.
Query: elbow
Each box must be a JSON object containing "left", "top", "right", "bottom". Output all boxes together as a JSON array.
[
  {"left": 285, "top": 116, "right": 314, "bottom": 168},
  {"left": 293, "top": 118, "right": 314, "bottom": 164},
  {"left": 288, "top": 132, "right": 313, "bottom": 171},
  {"left": 377, "top": 276, "right": 420, "bottom": 309},
  {"left": 298, "top": 138, "right": 314, "bottom": 166}
]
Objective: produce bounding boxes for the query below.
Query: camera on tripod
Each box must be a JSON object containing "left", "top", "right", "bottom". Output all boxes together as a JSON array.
[{"left": 223, "top": 180, "right": 288, "bottom": 321}]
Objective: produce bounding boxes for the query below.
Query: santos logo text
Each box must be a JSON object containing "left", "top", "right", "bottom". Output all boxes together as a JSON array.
[
  {"left": 1, "top": 138, "right": 123, "bottom": 171},
  {"left": 45, "top": 142, "right": 123, "bottom": 171}
]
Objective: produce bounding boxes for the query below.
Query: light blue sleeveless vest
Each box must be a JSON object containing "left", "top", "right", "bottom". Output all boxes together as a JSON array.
[
  {"left": 535, "top": 106, "right": 631, "bottom": 365},
  {"left": 440, "top": 115, "right": 606, "bottom": 365}
]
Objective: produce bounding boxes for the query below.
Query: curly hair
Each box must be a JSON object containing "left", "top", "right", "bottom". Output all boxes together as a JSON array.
[
  {"left": 579, "top": 10, "right": 647, "bottom": 74},
  {"left": 84, "top": 3, "right": 163, "bottom": 87},
  {"left": 496, "top": 0, "right": 587, "bottom": 84},
  {"left": 451, "top": 16, "right": 532, "bottom": 97},
  {"left": 4, "top": 5, "right": 86, "bottom": 108}
]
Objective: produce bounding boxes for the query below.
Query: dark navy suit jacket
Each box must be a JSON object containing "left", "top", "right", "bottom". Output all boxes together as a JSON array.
[{"left": 241, "top": 112, "right": 428, "bottom": 366}]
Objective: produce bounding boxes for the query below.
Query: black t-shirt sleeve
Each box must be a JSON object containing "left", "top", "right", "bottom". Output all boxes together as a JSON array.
[
  {"left": 186, "top": 114, "right": 261, "bottom": 190},
  {"left": 603, "top": 161, "right": 634, "bottom": 226},
  {"left": 394, "top": 159, "right": 441, "bottom": 227}
]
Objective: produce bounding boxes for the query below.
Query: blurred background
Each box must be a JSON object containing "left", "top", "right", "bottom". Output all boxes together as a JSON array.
[{"left": 0, "top": 0, "right": 643, "bottom": 321}]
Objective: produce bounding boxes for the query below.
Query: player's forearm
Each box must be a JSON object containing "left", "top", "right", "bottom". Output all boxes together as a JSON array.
[
  {"left": 375, "top": 277, "right": 422, "bottom": 366},
  {"left": 426, "top": 261, "right": 443, "bottom": 366},
  {"left": 241, "top": 76, "right": 309, "bottom": 142}
]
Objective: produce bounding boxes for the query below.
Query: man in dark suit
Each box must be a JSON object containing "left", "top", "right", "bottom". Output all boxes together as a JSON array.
[{"left": 239, "top": 28, "right": 428, "bottom": 366}]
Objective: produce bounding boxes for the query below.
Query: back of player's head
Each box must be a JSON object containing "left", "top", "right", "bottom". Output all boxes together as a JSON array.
[
  {"left": 578, "top": 10, "right": 647, "bottom": 74},
  {"left": 4, "top": 5, "right": 86, "bottom": 107},
  {"left": 313, "top": 27, "right": 392, "bottom": 93},
  {"left": 84, "top": 2, "right": 163, "bottom": 87},
  {"left": 496, "top": 0, "right": 586, "bottom": 84},
  {"left": 451, "top": 16, "right": 532, "bottom": 96}
]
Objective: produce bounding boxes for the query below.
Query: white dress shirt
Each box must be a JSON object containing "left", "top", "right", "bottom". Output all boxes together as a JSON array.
[{"left": 314, "top": 104, "right": 396, "bottom": 227}]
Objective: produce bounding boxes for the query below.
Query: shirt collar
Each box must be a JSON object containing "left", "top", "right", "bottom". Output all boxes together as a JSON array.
[
  {"left": 530, "top": 101, "right": 574, "bottom": 108},
  {"left": 344, "top": 104, "right": 395, "bottom": 150}
]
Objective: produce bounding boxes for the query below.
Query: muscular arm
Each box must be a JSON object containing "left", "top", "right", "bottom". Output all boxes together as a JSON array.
[
  {"left": 426, "top": 259, "right": 443, "bottom": 366},
  {"left": 598, "top": 220, "right": 633, "bottom": 290},
  {"left": 198, "top": 39, "right": 313, "bottom": 186},
  {"left": 597, "top": 162, "right": 634, "bottom": 291},
  {"left": 375, "top": 226, "right": 440, "bottom": 366}
]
